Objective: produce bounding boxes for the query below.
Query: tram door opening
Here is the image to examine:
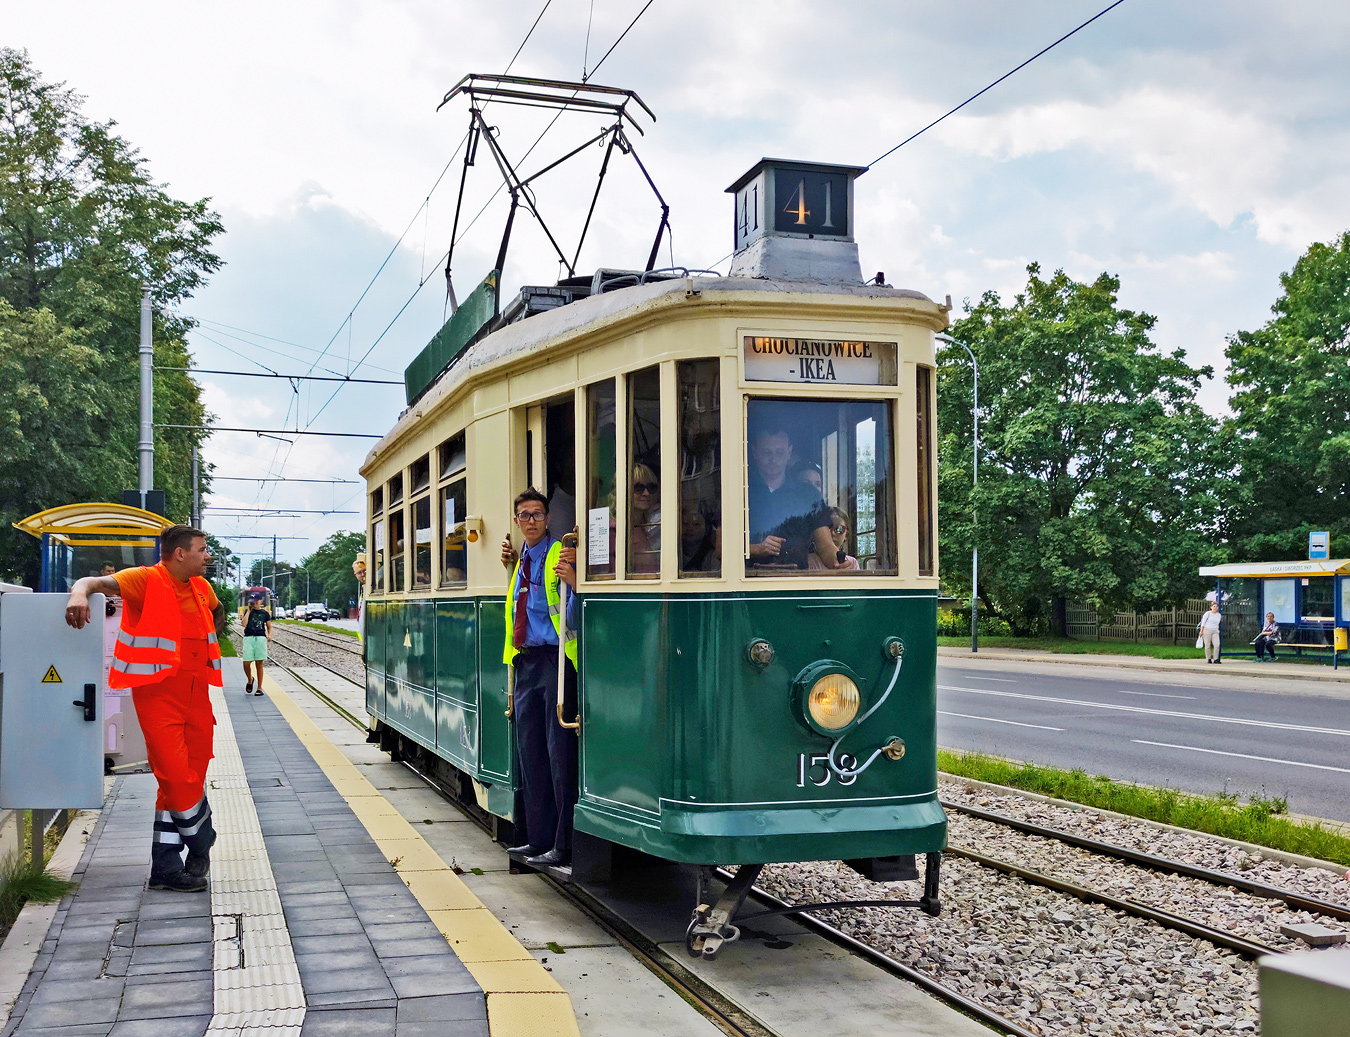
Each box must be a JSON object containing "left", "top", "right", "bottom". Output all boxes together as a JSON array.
[{"left": 523, "top": 397, "right": 577, "bottom": 541}]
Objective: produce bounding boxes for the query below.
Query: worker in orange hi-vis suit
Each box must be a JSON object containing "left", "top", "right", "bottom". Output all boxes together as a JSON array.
[{"left": 66, "top": 525, "right": 227, "bottom": 893}]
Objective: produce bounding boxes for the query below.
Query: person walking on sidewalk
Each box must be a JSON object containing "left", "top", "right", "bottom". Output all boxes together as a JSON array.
[
  {"left": 1199, "top": 602, "right": 1223, "bottom": 664},
  {"left": 241, "top": 591, "right": 272, "bottom": 694},
  {"left": 500, "top": 489, "right": 580, "bottom": 869},
  {"left": 65, "top": 525, "right": 225, "bottom": 892}
]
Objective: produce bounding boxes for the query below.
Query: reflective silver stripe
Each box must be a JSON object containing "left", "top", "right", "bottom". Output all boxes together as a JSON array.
[
  {"left": 116, "top": 630, "right": 177, "bottom": 652},
  {"left": 153, "top": 830, "right": 183, "bottom": 844},
  {"left": 209, "top": 658, "right": 222, "bottom": 670},
  {"left": 206, "top": 633, "right": 219, "bottom": 644},
  {"left": 111, "top": 661, "right": 173, "bottom": 676}
]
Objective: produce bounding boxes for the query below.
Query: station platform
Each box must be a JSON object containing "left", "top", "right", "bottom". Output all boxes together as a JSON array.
[{"left": 0, "top": 660, "right": 579, "bottom": 1037}]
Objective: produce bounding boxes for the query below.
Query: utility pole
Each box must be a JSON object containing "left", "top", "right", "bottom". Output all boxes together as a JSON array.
[
  {"left": 937, "top": 333, "right": 980, "bottom": 653},
  {"left": 138, "top": 289, "right": 154, "bottom": 496},
  {"left": 191, "top": 444, "right": 200, "bottom": 527},
  {"left": 271, "top": 535, "right": 277, "bottom": 595}
]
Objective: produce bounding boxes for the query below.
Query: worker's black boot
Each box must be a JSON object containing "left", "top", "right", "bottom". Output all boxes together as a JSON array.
[
  {"left": 174, "top": 798, "right": 216, "bottom": 879},
  {"left": 148, "top": 841, "right": 205, "bottom": 892}
]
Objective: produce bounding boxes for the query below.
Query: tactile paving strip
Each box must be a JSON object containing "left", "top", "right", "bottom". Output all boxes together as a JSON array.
[{"left": 205, "top": 685, "right": 306, "bottom": 1035}]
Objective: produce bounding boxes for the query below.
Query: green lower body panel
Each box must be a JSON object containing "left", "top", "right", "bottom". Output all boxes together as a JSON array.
[{"left": 575, "top": 794, "right": 946, "bottom": 865}]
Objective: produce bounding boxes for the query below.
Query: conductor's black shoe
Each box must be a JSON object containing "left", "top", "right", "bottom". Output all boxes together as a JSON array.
[
  {"left": 185, "top": 831, "right": 217, "bottom": 878},
  {"left": 149, "top": 870, "right": 208, "bottom": 893},
  {"left": 507, "top": 844, "right": 545, "bottom": 857},
  {"left": 525, "top": 849, "right": 569, "bottom": 868}
]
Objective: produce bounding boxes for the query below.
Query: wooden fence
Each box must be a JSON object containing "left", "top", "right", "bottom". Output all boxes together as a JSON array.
[{"left": 1065, "top": 599, "right": 1262, "bottom": 645}]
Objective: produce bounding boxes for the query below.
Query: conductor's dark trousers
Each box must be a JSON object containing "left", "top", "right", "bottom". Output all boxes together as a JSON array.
[{"left": 513, "top": 645, "right": 579, "bottom": 856}]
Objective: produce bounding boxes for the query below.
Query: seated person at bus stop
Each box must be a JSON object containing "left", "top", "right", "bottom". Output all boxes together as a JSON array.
[
  {"left": 746, "top": 424, "right": 833, "bottom": 570},
  {"left": 499, "top": 489, "right": 581, "bottom": 869},
  {"left": 1254, "top": 612, "right": 1280, "bottom": 661}
]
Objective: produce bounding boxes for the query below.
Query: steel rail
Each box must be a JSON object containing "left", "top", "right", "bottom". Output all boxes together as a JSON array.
[
  {"left": 272, "top": 624, "right": 363, "bottom": 656},
  {"left": 944, "top": 800, "right": 1350, "bottom": 922},
  {"left": 944, "top": 846, "right": 1277, "bottom": 959},
  {"left": 713, "top": 868, "right": 1039, "bottom": 1037}
]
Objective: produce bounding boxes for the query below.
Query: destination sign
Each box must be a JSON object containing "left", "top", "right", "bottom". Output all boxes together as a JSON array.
[{"left": 743, "top": 336, "right": 897, "bottom": 386}]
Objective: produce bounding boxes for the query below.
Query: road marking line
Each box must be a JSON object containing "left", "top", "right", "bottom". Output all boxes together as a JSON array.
[
  {"left": 961, "top": 676, "right": 1019, "bottom": 682},
  {"left": 939, "top": 686, "right": 1350, "bottom": 738},
  {"left": 1132, "top": 740, "right": 1350, "bottom": 774},
  {"left": 939, "top": 710, "right": 1064, "bottom": 731},
  {"left": 1112, "top": 690, "right": 1196, "bottom": 700}
]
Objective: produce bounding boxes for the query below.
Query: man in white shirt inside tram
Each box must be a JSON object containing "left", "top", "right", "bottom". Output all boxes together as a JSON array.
[{"left": 746, "top": 421, "right": 840, "bottom": 570}]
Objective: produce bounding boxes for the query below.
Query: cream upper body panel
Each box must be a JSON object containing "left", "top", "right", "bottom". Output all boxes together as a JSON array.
[{"left": 362, "top": 275, "right": 946, "bottom": 598}]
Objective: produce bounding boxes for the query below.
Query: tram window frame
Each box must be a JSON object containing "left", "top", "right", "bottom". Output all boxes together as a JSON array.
[
  {"left": 388, "top": 501, "right": 406, "bottom": 592},
  {"left": 410, "top": 455, "right": 431, "bottom": 496},
  {"left": 371, "top": 517, "right": 386, "bottom": 593},
  {"left": 438, "top": 431, "right": 468, "bottom": 589},
  {"left": 626, "top": 365, "right": 662, "bottom": 580},
  {"left": 742, "top": 395, "right": 898, "bottom": 578},
  {"left": 585, "top": 378, "right": 617, "bottom": 581},
  {"left": 388, "top": 472, "right": 403, "bottom": 506},
  {"left": 411, "top": 493, "right": 432, "bottom": 590},
  {"left": 678, "top": 358, "right": 722, "bottom": 579},
  {"left": 916, "top": 365, "right": 935, "bottom": 577}
]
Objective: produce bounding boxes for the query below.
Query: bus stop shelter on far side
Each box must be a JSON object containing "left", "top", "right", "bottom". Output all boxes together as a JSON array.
[{"left": 1198, "top": 558, "right": 1350, "bottom": 664}]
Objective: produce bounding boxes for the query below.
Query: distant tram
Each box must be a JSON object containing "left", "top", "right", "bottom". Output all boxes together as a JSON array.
[{"left": 362, "top": 156, "right": 949, "bottom": 957}]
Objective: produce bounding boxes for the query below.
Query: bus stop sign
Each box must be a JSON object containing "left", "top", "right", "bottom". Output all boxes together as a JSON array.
[{"left": 1309, "top": 531, "right": 1330, "bottom": 560}]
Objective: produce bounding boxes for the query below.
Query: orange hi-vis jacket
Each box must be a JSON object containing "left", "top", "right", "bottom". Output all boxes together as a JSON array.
[{"left": 109, "top": 564, "right": 223, "bottom": 689}]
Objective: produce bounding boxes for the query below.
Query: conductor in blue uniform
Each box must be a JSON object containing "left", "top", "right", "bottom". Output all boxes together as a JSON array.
[{"left": 500, "top": 488, "right": 581, "bottom": 868}]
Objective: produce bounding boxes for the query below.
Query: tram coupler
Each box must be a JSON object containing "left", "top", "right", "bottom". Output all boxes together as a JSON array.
[
  {"left": 686, "top": 863, "right": 764, "bottom": 961},
  {"left": 920, "top": 851, "right": 942, "bottom": 916}
]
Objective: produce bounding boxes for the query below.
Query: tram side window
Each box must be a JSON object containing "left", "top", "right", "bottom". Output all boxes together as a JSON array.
[
  {"left": 371, "top": 518, "right": 386, "bottom": 593},
  {"left": 388, "top": 472, "right": 403, "bottom": 506},
  {"left": 410, "top": 455, "right": 431, "bottom": 496},
  {"left": 412, "top": 495, "right": 432, "bottom": 589},
  {"left": 586, "top": 379, "right": 616, "bottom": 579},
  {"left": 627, "top": 365, "right": 661, "bottom": 577},
  {"left": 389, "top": 506, "right": 406, "bottom": 592},
  {"left": 916, "top": 366, "right": 934, "bottom": 577},
  {"left": 439, "top": 433, "right": 468, "bottom": 587},
  {"left": 745, "top": 397, "right": 896, "bottom": 576},
  {"left": 678, "top": 359, "right": 721, "bottom": 577}
]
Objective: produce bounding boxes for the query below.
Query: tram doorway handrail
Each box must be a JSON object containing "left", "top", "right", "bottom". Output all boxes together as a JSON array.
[{"left": 557, "top": 530, "right": 580, "bottom": 732}]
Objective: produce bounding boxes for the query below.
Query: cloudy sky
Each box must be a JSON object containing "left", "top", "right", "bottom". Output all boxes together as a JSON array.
[{"left": 8, "top": 1, "right": 1350, "bottom": 573}]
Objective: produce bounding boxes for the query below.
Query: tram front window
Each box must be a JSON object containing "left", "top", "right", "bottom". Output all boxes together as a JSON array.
[{"left": 745, "top": 398, "right": 895, "bottom": 576}]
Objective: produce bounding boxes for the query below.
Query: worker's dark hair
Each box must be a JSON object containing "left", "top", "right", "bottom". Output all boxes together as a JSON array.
[
  {"left": 160, "top": 524, "right": 207, "bottom": 559},
  {"left": 512, "top": 488, "right": 548, "bottom": 516}
]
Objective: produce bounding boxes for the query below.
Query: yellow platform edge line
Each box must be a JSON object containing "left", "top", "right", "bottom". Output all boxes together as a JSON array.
[{"left": 260, "top": 674, "right": 580, "bottom": 1037}]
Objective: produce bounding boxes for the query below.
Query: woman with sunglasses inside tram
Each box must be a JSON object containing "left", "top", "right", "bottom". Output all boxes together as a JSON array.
[
  {"left": 808, "top": 506, "right": 861, "bottom": 571},
  {"left": 630, "top": 462, "right": 661, "bottom": 573}
]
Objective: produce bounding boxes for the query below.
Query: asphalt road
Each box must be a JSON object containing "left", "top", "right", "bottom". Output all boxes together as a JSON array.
[{"left": 936, "top": 656, "right": 1350, "bottom": 824}]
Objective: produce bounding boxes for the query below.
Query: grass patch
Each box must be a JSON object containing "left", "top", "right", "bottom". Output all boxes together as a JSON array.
[
  {"left": 938, "top": 748, "right": 1350, "bottom": 867},
  {"left": 218, "top": 636, "right": 238, "bottom": 657},
  {"left": 278, "top": 619, "right": 359, "bottom": 639},
  {"left": 938, "top": 637, "right": 1211, "bottom": 659},
  {"left": 0, "top": 855, "right": 78, "bottom": 938}
]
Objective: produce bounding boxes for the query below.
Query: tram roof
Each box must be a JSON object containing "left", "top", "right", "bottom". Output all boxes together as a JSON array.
[
  {"left": 365, "top": 275, "right": 945, "bottom": 470},
  {"left": 1198, "top": 559, "right": 1350, "bottom": 578}
]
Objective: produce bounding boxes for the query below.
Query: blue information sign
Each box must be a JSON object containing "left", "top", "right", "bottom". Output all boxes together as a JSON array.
[{"left": 1309, "top": 531, "right": 1329, "bottom": 559}]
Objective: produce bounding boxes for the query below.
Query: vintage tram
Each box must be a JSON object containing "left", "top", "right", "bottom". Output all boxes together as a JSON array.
[{"left": 361, "top": 157, "right": 948, "bottom": 957}]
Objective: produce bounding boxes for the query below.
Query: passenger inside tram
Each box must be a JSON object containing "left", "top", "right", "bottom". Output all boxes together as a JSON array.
[
  {"left": 809, "top": 506, "right": 860, "bottom": 571},
  {"left": 746, "top": 420, "right": 831, "bottom": 570},
  {"left": 629, "top": 462, "right": 661, "bottom": 573}
]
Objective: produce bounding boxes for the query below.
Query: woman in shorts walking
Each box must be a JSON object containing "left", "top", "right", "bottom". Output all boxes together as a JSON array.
[{"left": 241, "top": 592, "right": 272, "bottom": 694}]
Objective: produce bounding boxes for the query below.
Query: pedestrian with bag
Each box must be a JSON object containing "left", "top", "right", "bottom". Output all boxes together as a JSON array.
[
  {"left": 1198, "top": 602, "right": 1223, "bottom": 664},
  {"left": 64, "top": 525, "right": 224, "bottom": 892}
]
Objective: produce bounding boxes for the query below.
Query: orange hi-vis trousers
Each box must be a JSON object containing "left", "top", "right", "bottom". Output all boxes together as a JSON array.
[{"left": 132, "top": 638, "right": 217, "bottom": 865}]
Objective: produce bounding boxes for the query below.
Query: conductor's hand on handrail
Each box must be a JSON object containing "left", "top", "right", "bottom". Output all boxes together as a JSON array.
[{"left": 555, "top": 546, "right": 577, "bottom": 590}]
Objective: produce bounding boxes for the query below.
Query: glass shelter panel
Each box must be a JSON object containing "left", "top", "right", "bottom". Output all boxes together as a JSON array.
[
  {"left": 1302, "top": 576, "right": 1335, "bottom": 620},
  {"left": 745, "top": 397, "right": 896, "bottom": 576},
  {"left": 678, "top": 359, "right": 721, "bottom": 576},
  {"left": 586, "top": 379, "right": 616, "bottom": 579},
  {"left": 412, "top": 495, "right": 432, "bottom": 588},
  {"left": 1264, "top": 579, "right": 1295, "bottom": 624},
  {"left": 440, "top": 480, "right": 467, "bottom": 586},
  {"left": 627, "top": 366, "right": 661, "bottom": 577}
]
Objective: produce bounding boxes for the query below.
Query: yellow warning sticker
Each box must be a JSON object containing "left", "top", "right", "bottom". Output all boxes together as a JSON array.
[{"left": 41, "top": 665, "right": 62, "bottom": 683}]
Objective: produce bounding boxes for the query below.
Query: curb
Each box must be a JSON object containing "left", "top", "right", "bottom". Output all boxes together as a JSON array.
[
  {"left": 938, "top": 770, "right": 1350, "bottom": 878},
  {"left": 0, "top": 808, "right": 98, "bottom": 1029},
  {"left": 938, "top": 647, "right": 1350, "bottom": 684}
]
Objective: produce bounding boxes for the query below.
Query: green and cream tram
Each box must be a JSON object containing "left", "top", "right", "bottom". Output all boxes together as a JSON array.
[{"left": 362, "top": 159, "right": 949, "bottom": 952}]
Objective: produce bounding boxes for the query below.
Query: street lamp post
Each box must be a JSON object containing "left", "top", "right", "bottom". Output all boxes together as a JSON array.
[{"left": 937, "top": 333, "right": 979, "bottom": 653}]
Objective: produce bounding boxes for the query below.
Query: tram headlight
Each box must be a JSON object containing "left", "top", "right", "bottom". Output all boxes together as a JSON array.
[{"left": 807, "top": 673, "right": 860, "bottom": 730}]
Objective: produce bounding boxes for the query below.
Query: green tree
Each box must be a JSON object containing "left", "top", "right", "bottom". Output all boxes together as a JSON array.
[
  {"left": 939, "top": 265, "right": 1225, "bottom": 635},
  {"left": 0, "top": 47, "right": 223, "bottom": 546},
  {"left": 1224, "top": 232, "right": 1350, "bottom": 558},
  {"left": 303, "top": 531, "right": 365, "bottom": 611},
  {"left": 0, "top": 301, "right": 128, "bottom": 582}
]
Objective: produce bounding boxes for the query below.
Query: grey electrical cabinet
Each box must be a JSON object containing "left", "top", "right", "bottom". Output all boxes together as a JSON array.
[{"left": 0, "top": 592, "right": 106, "bottom": 809}]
